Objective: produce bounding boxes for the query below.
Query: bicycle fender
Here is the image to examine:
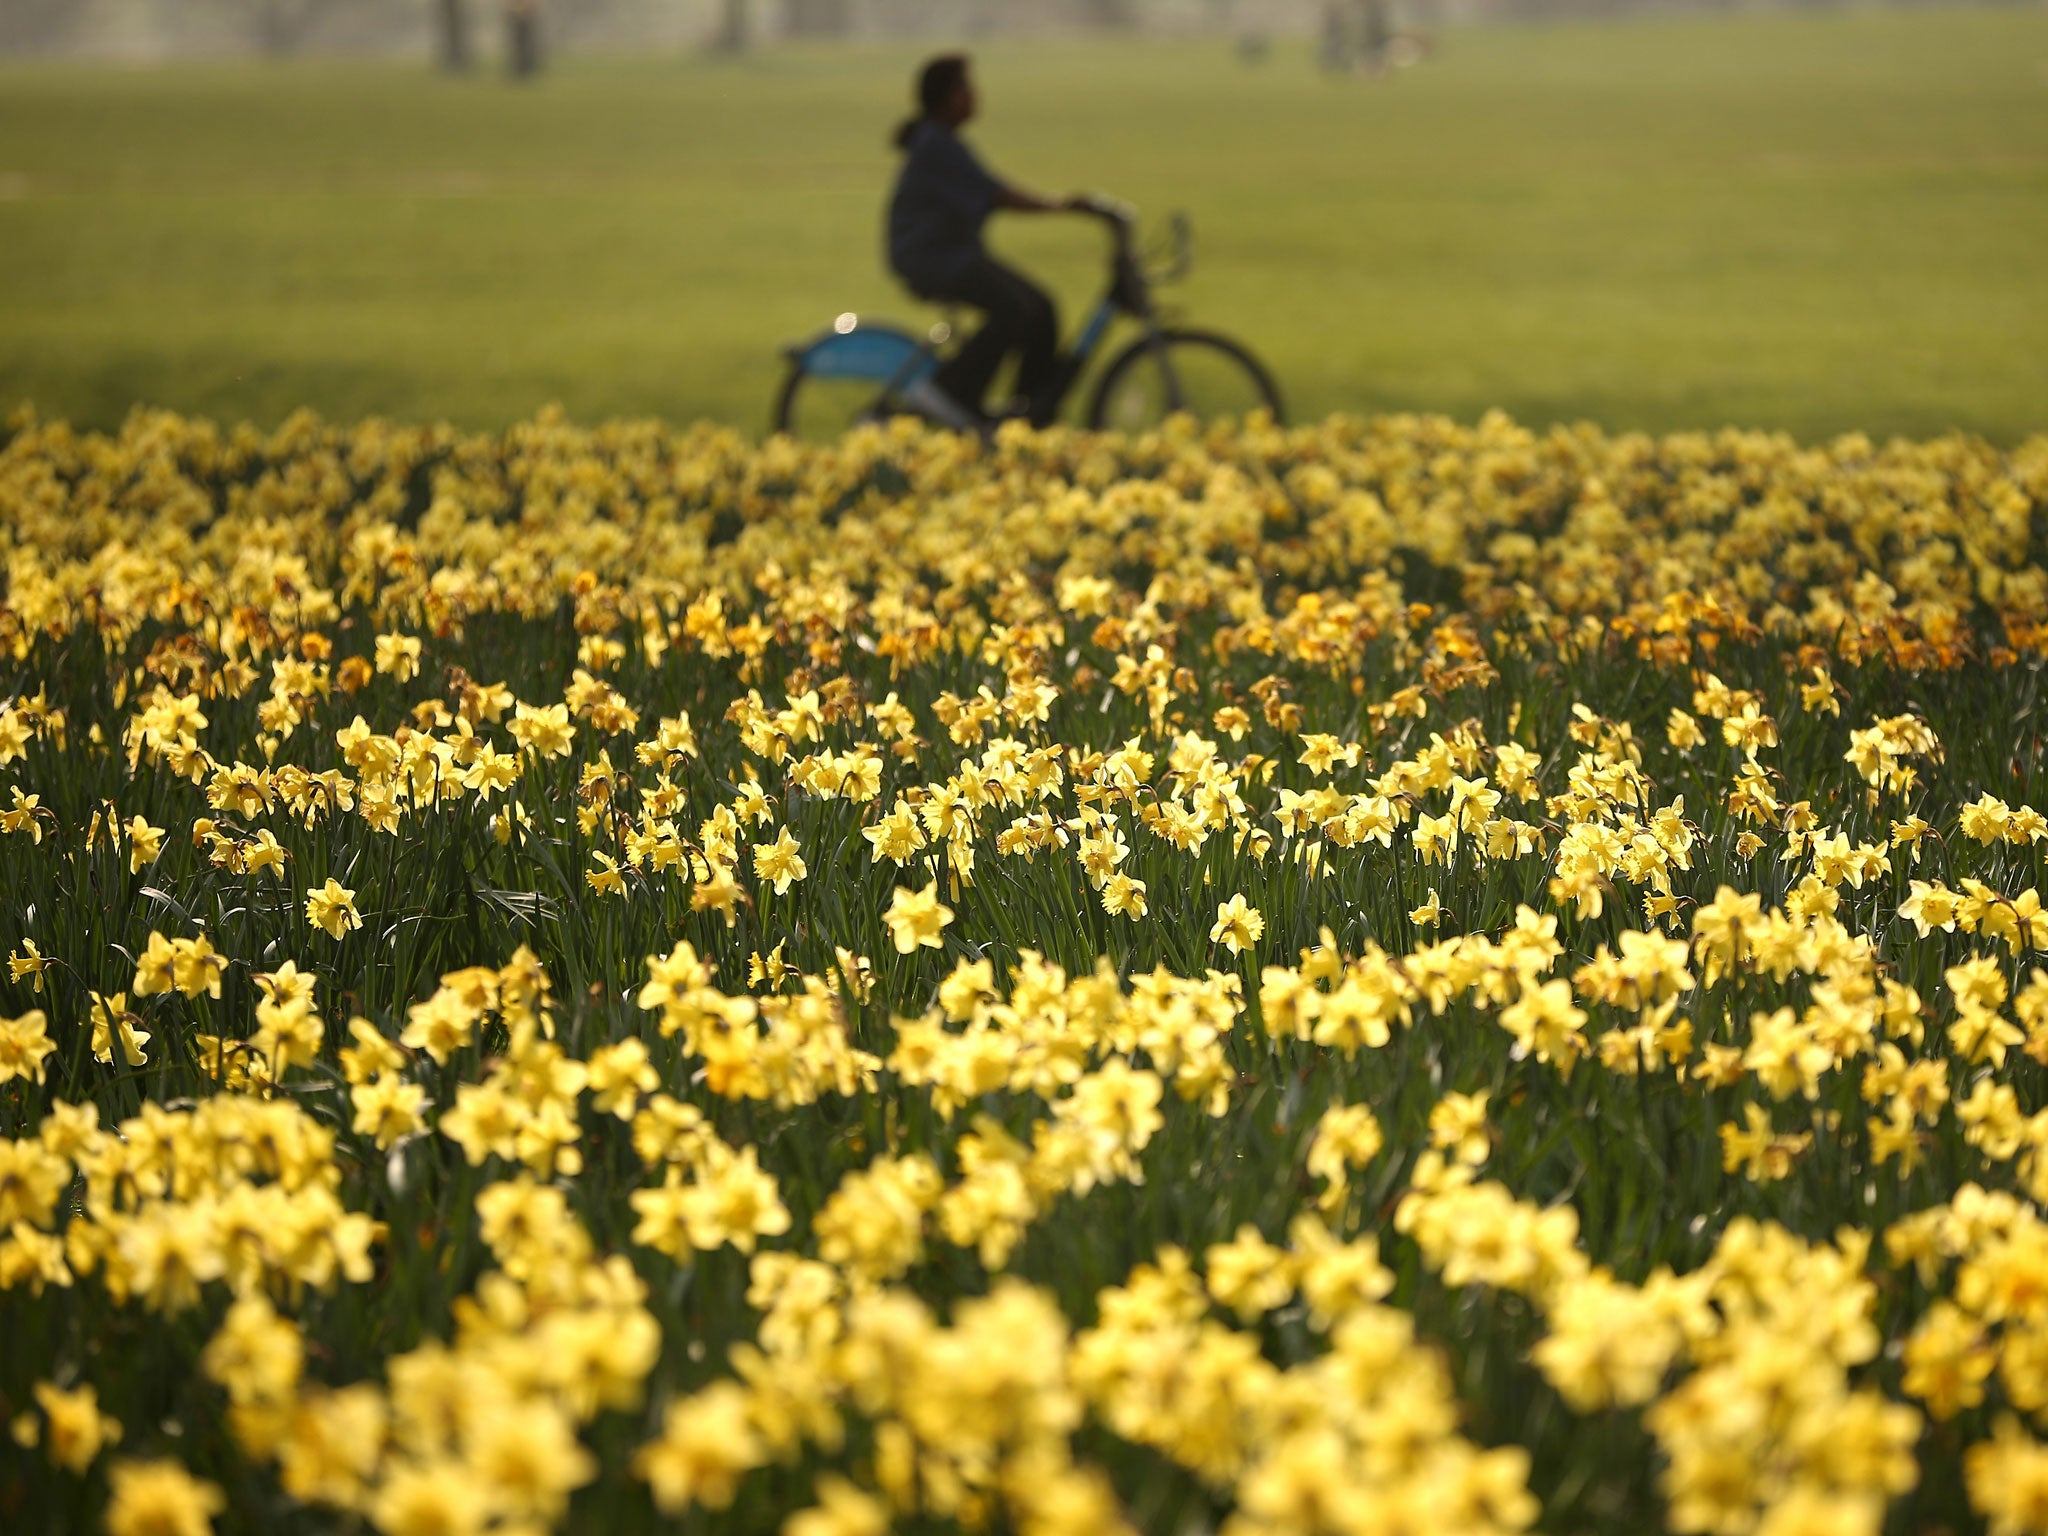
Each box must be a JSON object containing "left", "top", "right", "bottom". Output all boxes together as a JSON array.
[{"left": 784, "top": 323, "right": 935, "bottom": 383}]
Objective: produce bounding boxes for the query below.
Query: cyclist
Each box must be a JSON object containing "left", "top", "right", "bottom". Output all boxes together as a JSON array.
[{"left": 886, "top": 53, "right": 1096, "bottom": 429}]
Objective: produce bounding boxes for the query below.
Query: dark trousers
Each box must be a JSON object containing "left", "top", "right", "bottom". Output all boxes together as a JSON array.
[{"left": 915, "top": 255, "right": 1061, "bottom": 426}]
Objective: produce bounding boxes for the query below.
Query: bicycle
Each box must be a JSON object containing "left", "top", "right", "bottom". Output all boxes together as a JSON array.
[{"left": 772, "top": 201, "right": 1284, "bottom": 440}]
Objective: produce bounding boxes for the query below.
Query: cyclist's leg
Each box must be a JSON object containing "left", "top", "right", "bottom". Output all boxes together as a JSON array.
[
  {"left": 923, "top": 258, "right": 1058, "bottom": 420},
  {"left": 925, "top": 264, "right": 1014, "bottom": 414},
  {"left": 933, "top": 315, "right": 1008, "bottom": 416},
  {"left": 993, "top": 265, "right": 1061, "bottom": 427}
]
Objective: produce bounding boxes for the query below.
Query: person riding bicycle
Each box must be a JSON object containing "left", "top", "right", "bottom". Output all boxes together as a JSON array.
[{"left": 886, "top": 54, "right": 1096, "bottom": 429}]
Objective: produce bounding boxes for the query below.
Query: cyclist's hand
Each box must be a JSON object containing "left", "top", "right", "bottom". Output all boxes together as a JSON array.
[{"left": 1069, "top": 193, "right": 1132, "bottom": 222}]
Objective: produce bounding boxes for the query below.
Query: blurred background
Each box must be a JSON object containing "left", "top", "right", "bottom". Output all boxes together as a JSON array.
[{"left": 0, "top": 0, "right": 2042, "bottom": 439}]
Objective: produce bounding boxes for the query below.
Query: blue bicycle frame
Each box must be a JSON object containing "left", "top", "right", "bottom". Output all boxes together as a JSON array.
[
  {"left": 784, "top": 291, "right": 1121, "bottom": 406},
  {"left": 783, "top": 319, "right": 940, "bottom": 395}
]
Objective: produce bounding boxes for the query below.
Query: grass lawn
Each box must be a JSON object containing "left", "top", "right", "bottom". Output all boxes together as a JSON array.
[{"left": 0, "top": 5, "right": 2043, "bottom": 440}]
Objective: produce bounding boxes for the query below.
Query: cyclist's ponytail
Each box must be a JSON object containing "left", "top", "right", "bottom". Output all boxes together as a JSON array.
[{"left": 893, "top": 52, "right": 969, "bottom": 150}]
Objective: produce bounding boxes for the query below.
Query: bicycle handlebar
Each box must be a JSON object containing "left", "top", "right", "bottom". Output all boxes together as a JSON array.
[
  {"left": 1073, "top": 194, "right": 1136, "bottom": 234},
  {"left": 1155, "top": 212, "right": 1193, "bottom": 284},
  {"left": 1076, "top": 197, "right": 1192, "bottom": 286}
]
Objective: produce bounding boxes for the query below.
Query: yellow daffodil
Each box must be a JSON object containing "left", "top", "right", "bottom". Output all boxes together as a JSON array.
[
  {"left": 306, "top": 878, "right": 362, "bottom": 939},
  {"left": 1210, "top": 893, "right": 1264, "bottom": 954},
  {"left": 883, "top": 881, "right": 954, "bottom": 954}
]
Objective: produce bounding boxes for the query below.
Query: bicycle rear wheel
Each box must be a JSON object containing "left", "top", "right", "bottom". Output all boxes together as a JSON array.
[
  {"left": 772, "top": 366, "right": 900, "bottom": 442},
  {"left": 1085, "top": 328, "right": 1284, "bottom": 433}
]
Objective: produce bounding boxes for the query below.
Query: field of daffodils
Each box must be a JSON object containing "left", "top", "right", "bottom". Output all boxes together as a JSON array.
[{"left": 5, "top": 405, "right": 2048, "bottom": 1536}]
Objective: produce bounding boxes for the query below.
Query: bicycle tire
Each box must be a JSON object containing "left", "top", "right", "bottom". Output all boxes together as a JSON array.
[
  {"left": 770, "top": 366, "right": 864, "bottom": 444},
  {"left": 1085, "top": 327, "right": 1285, "bottom": 433},
  {"left": 770, "top": 366, "right": 925, "bottom": 444},
  {"left": 771, "top": 363, "right": 804, "bottom": 437}
]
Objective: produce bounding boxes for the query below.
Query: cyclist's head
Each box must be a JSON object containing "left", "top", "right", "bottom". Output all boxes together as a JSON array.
[{"left": 893, "top": 53, "right": 973, "bottom": 148}]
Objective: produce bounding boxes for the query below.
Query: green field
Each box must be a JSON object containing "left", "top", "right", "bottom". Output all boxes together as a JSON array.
[{"left": 1, "top": 6, "right": 2044, "bottom": 440}]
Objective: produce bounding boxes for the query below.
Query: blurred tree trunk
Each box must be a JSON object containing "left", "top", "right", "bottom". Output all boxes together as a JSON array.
[
  {"left": 711, "top": 0, "right": 749, "bottom": 50},
  {"left": 1358, "top": 0, "right": 1389, "bottom": 68},
  {"left": 1317, "top": 0, "right": 1347, "bottom": 70},
  {"left": 436, "top": 0, "right": 472, "bottom": 70},
  {"left": 785, "top": 0, "right": 849, "bottom": 35},
  {"left": 506, "top": 0, "right": 542, "bottom": 76}
]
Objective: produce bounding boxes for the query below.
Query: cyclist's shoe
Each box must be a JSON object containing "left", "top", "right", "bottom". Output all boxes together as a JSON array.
[{"left": 897, "top": 377, "right": 981, "bottom": 434}]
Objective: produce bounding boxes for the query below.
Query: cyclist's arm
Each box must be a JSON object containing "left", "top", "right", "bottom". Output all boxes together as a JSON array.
[{"left": 996, "top": 186, "right": 1093, "bottom": 214}]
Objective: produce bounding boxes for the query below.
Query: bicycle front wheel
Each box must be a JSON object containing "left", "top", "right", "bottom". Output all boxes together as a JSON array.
[{"left": 1085, "top": 328, "right": 1284, "bottom": 433}]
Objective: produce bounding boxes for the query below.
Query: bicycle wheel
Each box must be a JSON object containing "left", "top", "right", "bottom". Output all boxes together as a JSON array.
[
  {"left": 1085, "top": 328, "right": 1284, "bottom": 433},
  {"left": 772, "top": 365, "right": 899, "bottom": 442}
]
